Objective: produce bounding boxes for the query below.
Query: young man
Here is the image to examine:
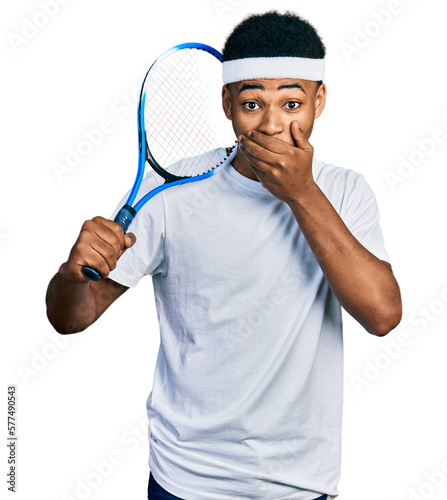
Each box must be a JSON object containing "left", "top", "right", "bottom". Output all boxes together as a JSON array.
[{"left": 46, "top": 11, "right": 402, "bottom": 500}]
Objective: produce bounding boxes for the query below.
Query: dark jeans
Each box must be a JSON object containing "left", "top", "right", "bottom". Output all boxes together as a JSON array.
[{"left": 148, "top": 472, "right": 328, "bottom": 500}]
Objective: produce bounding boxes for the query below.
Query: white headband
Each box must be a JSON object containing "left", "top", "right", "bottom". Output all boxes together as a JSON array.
[{"left": 222, "top": 56, "right": 325, "bottom": 84}]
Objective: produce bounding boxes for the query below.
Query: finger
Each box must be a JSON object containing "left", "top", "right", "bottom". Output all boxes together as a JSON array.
[
  {"left": 67, "top": 239, "right": 114, "bottom": 281},
  {"left": 239, "top": 134, "right": 279, "bottom": 167},
  {"left": 291, "top": 121, "right": 313, "bottom": 152},
  {"left": 124, "top": 232, "right": 136, "bottom": 249},
  {"left": 242, "top": 156, "right": 281, "bottom": 188},
  {"left": 89, "top": 227, "right": 136, "bottom": 270},
  {"left": 77, "top": 219, "right": 123, "bottom": 276},
  {"left": 245, "top": 130, "right": 291, "bottom": 154},
  {"left": 84, "top": 236, "right": 121, "bottom": 276},
  {"left": 120, "top": 232, "right": 136, "bottom": 257},
  {"left": 85, "top": 245, "right": 116, "bottom": 278},
  {"left": 92, "top": 217, "right": 127, "bottom": 251},
  {"left": 241, "top": 151, "right": 272, "bottom": 180}
]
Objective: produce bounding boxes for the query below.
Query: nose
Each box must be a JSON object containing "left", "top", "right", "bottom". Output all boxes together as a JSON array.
[{"left": 258, "top": 106, "right": 284, "bottom": 136}]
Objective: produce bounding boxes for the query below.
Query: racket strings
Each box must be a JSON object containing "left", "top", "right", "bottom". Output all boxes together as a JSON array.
[
  {"left": 144, "top": 49, "right": 235, "bottom": 178},
  {"left": 148, "top": 56, "right": 219, "bottom": 170}
]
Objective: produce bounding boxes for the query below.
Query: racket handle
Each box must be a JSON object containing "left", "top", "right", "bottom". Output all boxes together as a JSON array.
[{"left": 81, "top": 205, "right": 137, "bottom": 281}]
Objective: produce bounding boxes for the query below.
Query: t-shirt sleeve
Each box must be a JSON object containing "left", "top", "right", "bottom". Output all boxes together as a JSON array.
[
  {"left": 339, "top": 172, "right": 391, "bottom": 264},
  {"left": 108, "top": 174, "right": 166, "bottom": 288}
]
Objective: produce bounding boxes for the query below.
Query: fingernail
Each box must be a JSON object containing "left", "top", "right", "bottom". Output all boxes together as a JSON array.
[
  {"left": 247, "top": 131, "right": 252, "bottom": 137},
  {"left": 126, "top": 236, "right": 132, "bottom": 246}
]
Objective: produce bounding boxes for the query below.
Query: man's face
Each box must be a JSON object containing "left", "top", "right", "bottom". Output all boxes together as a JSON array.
[{"left": 222, "top": 78, "right": 326, "bottom": 145}]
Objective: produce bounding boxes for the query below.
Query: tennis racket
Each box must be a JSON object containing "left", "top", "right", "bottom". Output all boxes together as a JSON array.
[{"left": 81, "top": 43, "right": 237, "bottom": 281}]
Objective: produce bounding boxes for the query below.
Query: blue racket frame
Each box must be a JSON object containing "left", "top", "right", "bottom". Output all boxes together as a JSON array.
[{"left": 81, "top": 43, "right": 237, "bottom": 281}]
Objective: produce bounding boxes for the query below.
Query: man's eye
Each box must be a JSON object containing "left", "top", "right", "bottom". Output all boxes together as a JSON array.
[
  {"left": 285, "top": 101, "right": 300, "bottom": 110},
  {"left": 243, "top": 102, "right": 260, "bottom": 110}
]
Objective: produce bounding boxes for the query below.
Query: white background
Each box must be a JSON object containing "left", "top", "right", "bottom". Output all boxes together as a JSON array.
[{"left": 2, "top": 0, "right": 447, "bottom": 499}]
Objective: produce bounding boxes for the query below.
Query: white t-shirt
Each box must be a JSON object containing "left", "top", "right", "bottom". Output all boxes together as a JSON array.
[{"left": 109, "top": 152, "right": 390, "bottom": 500}]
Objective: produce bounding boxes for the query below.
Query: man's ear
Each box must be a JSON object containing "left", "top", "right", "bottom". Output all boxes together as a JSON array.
[
  {"left": 314, "top": 83, "right": 327, "bottom": 119},
  {"left": 222, "top": 85, "right": 232, "bottom": 120}
]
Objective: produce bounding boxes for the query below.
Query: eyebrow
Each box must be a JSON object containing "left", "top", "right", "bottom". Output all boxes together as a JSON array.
[{"left": 238, "top": 83, "right": 307, "bottom": 95}]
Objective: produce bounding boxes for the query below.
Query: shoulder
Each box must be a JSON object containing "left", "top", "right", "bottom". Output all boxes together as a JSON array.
[
  {"left": 138, "top": 169, "right": 165, "bottom": 191},
  {"left": 168, "top": 147, "right": 232, "bottom": 177},
  {"left": 312, "top": 158, "right": 377, "bottom": 213},
  {"left": 312, "top": 157, "right": 364, "bottom": 187}
]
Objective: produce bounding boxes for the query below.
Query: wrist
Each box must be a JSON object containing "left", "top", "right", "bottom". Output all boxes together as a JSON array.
[{"left": 286, "top": 178, "right": 319, "bottom": 209}]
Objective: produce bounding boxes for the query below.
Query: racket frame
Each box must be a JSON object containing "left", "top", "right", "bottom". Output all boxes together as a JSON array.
[
  {"left": 81, "top": 43, "right": 237, "bottom": 281},
  {"left": 126, "top": 42, "right": 231, "bottom": 209}
]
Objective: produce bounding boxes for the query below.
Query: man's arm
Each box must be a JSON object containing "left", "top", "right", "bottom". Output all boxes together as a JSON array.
[
  {"left": 239, "top": 122, "right": 402, "bottom": 336},
  {"left": 284, "top": 181, "right": 401, "bottom": 336},
  {"left": 46, "top": 217, "right": 135, "bottom": 334}
]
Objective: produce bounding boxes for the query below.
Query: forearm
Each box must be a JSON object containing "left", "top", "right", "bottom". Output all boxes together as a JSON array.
[
  {"left": 46, "top": 263, "right": 97, "bottom": 334},
  {"left": 288, "top": 183, "right": 402, "bottom": 336}
]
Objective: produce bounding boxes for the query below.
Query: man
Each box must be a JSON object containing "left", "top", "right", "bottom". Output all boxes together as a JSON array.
[{"left": 46, "top": 11, "right": 402, "bottom": 500}]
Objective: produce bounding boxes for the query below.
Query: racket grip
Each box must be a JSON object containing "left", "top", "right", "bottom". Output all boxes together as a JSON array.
[
  {"left": 81, "top": 205, "right": 137, "bottom": 281},
  {"left": 113, "top": 204, "right": 136, "bottom": 232}
]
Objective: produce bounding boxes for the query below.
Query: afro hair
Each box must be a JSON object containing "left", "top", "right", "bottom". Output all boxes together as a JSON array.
[{"left": 222, "top": 11, "right": 326, "bottom": 62}]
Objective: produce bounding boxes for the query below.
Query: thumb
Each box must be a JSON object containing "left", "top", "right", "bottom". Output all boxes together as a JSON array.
[
  {"left": 291, "top": 121, "right": 313, "bottom": 152},
  {"left": 123, "top": 232, "right": 136, "bottom": 251}
]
